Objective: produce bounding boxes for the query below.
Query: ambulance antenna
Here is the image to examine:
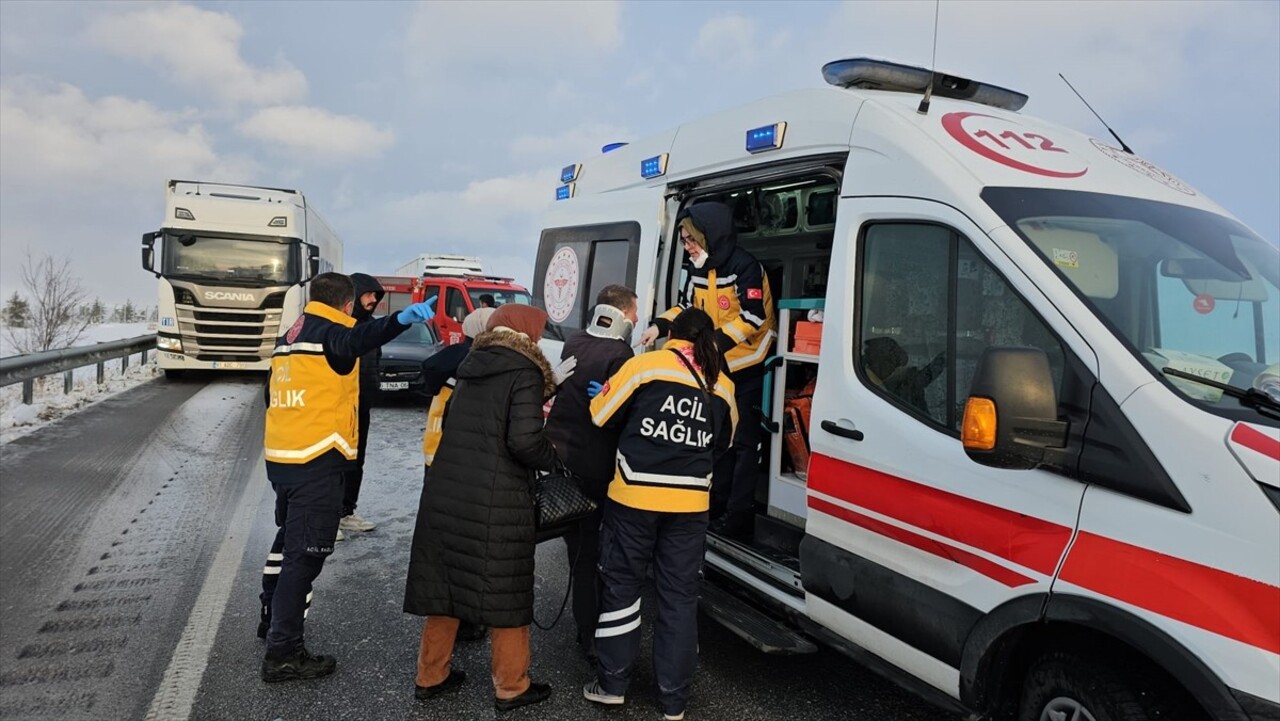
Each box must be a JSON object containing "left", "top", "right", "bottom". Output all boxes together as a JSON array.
[
  {"left": 916, "top": 0, "right": 941, "bottom": 115},
  {"left": 1059, "top": 73, "right": 1134, "bottom": 154}
]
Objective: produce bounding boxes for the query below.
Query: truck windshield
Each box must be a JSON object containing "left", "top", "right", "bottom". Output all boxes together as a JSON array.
[
  {"left": 162, "top": 234, "right": 298, "bottom": 286},
  {"left": 467, "top": 289, "right": 531, "bottom": 308},
  {"left": 983, "top": 187, "right": 1280, "bottom": 423}
]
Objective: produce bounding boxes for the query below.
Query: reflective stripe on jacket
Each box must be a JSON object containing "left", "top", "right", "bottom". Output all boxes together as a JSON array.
[
  {"left": 589, "top": 339, "right": 737, "bottom": 513},
  {"left": 264, "top": 301, "right": 359, "bottom": 466}
]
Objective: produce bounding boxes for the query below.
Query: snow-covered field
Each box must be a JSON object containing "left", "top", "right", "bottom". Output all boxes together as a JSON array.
[{"left": 0, "top": 323, "right": 158, "bottom": 444}]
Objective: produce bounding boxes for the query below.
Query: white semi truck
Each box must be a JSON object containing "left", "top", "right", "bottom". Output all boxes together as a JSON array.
[
  {"left": 394, "top": 253, "right": 484, "bottom": 278},
  {"left": 142, "top": 180, "right": 343, "bottom": 377}
]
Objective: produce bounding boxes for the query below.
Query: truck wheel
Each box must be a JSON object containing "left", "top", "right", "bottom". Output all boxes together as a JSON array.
[
  {"left": 1017, "top": 650, "right": 1193, "bottom": 721},
  {"left": 163, "top": 369, "right": 186, "bottom": 380}
]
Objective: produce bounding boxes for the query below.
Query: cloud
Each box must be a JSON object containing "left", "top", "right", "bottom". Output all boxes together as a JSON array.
[
  {"left": 404, "top": 1, "right": 622, "bottom": 77},
  {"left": 0, "top": 80, "right": 253, "bottom": 189},
  {"left": 508, "top": 122, "right": 633, "bottom": 162},
  {"left": 343, "top": 168, "right": 556, "bottom": 284},
  {"left": 88, "top": 3, "right": 307, "bottom": 106},
  {"left": 237, "top": 106, "right": 394, "bottom": 162},
  {"left": 695, "top": 15, "right": 759, "bottom": 66}
]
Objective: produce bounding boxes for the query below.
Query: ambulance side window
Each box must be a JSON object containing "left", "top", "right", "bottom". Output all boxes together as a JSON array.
[{"left": 856, "top": 223, "right": 1066, "bottom": 432}]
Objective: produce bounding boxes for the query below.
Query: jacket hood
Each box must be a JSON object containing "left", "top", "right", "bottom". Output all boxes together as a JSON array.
[
  {"left": 350, "top": 273, "right": 385, "bottom": 320},
  {"left": 680, "top": 203, "right": 737, "bottom": 270},
  {"left": 460, "top": 329, "right": 556, "bottom": 398}
]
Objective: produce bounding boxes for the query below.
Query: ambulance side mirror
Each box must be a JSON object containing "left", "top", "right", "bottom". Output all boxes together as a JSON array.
[{"left": 961, "top": 347, "right": 1068, "bottom": 470}]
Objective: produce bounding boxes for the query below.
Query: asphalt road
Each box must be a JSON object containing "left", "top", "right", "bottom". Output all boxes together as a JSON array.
[{"left": 0, "top": 383, "right": 956, "bottom": 721}]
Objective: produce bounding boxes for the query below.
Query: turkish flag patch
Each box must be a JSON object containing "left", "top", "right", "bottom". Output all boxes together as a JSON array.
[{"left": 746, "top": 288, "right": 763, "bottom": 300}]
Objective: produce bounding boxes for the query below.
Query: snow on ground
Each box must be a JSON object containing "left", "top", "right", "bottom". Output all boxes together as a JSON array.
[{"left": 1, "top": 323, "right": 158, "bottom": 445}]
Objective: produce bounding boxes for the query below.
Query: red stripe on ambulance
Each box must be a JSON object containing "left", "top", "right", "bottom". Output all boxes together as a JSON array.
[
  {"left": 806, "top": 452, "right": 1280, "bottom": 654},
  {"left": 808, "top": 454, "right": 1070, "bottom": 575},
  {"left": 1059, "top": 531, "right": 1280, "bottom": 655},
  {"left": 1231, "top": 422, "right": 1280, "bottom": 462},
  {"left": 808, "top": 497, "right": 1036, "bottom": 588}
]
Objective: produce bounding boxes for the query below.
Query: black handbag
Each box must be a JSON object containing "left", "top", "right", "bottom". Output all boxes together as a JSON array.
[{"left": 534, "top": 463, "right": 597, "bottom": 543}]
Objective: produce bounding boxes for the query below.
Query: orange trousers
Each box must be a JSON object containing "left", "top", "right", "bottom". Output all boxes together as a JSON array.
[{"left": 416, "top": 615, "right": 531, "bottom": 700}]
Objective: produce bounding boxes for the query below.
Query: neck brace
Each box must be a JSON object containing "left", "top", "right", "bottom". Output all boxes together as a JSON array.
[{"left": 586, "top": 304, "right": 634, "bottom": 341}]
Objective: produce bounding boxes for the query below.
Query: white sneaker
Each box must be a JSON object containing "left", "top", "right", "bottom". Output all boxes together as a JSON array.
[
  {"left": 335, "top": 528, "right": 345, "bottom": 542},
  {"left": 664, "top": 712, "right": 685, "bottom": 721},
  {"left": 339, "top": 513, "right": 375, "bottom": 532},
  {"left": 582, "top": 680, "right": 625, "bottom": 705}
]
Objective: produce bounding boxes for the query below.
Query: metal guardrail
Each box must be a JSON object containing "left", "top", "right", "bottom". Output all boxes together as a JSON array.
[{"left": 0, "top": 334, "right": 157, "bottom": 404}]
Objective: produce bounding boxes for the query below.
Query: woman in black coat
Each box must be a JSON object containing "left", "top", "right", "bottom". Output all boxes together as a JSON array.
[{"left": 405, "top": 303, "right": 559, "bottom": 713}]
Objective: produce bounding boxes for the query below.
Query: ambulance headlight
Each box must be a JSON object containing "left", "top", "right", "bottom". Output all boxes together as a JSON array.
[{"left": 157, "top": 336, "right": 183, "bottom": 352}]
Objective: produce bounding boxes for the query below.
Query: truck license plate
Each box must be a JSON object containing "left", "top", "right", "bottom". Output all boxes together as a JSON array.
[
  {"left": 380, "top": 382, "right": 409, "bottom": 391},
  {"left": 211, "top": 361, "right": 245, "bottom": 369}
]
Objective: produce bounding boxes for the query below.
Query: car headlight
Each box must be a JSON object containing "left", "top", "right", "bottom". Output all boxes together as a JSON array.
[{"left": 158, "top": 336, "right": 182, "bottom": 352}]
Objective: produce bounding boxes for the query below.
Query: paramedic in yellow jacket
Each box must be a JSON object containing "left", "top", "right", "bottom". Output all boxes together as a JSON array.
[
  {"left": 639, "top": 202, "right": 775, "bottom": 538},
  {"left": 583, "top": 308, "right": 736, "bottom": 720},
  {"left": 258, "top": 272, "right": 435, "bottom": 683}
]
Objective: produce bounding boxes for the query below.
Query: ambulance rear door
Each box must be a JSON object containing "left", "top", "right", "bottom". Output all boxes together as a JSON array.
[
  {"left": 801, "top": 195, "right": 1098, "bottom": 697},
  {"left": 533, "top": 186, "right": 671, "bottom": 361}
]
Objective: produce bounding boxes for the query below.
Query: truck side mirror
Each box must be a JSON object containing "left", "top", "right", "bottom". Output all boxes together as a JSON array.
[
  {"left": 141, "top": 232, "right": 159, "bottom": 275},
  {"left": 961, "top": 347, "right": 1068, "bottom": 470}
]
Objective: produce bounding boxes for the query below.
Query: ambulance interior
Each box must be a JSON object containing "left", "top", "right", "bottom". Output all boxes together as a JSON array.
[{"left": 674, "top": 173, "right": 838, "bottom": 551}]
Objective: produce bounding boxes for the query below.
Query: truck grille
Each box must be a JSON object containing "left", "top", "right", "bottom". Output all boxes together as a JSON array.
[{"left": 171, "top": 287, "right": 287, "bottom": 360}]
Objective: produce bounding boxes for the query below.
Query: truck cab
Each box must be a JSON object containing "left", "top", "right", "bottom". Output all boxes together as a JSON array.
[
  {"left": 531, "top": 58, "right": 1280, "bottom": 721},
  {"left": 417, "top": 273, "right": 532, "bottom": 346}
]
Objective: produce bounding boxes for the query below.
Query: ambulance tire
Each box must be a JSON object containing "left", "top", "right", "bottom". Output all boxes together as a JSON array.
[{"left": 1017, "top": 649, "right": 1195, "bottom": 721}]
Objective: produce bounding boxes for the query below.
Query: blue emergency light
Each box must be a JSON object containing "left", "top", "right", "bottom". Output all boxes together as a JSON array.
[
  {"left": 640, "top": 154, "right": 668, "bottom": 179},
  {"left": 561, "top": 164, "right": 581, "bottom": 183},
  {"left": 745, "top": 122, "right": 787, "bottom": 154},
  {"left": 602, "top": 142, "right": 628, "bottom": 153},
  {"left": 556, "top": 183, "right": 575, "bottom": 201}
]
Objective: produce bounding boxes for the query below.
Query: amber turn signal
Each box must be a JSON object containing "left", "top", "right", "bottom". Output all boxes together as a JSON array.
[{"left": 962, "top": 397, "right": 997, "bottom": 451}]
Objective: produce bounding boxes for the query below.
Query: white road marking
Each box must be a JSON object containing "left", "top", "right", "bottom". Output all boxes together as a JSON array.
[{"left": 143, "top": 458, "right": 269, "bottom": 721}]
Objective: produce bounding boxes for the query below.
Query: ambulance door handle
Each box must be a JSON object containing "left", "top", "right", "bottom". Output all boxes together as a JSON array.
[{"left": 820, "top": 419, "right": 864, "bottom": 442}]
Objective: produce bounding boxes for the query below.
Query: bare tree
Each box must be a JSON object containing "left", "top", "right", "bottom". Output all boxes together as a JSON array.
[{"left": 3, "top": 249, "right": 91, "bottom": 353}]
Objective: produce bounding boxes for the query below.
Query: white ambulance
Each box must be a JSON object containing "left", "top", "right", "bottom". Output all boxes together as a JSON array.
[{"left": 532, "top": 58, "right": 1280, "bottom": 721}]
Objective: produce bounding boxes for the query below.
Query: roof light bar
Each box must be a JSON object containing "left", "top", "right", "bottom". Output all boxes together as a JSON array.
[
  {"left": 560, "top": 164, "right": 581, "bottom": 183},
  {"left": 746, "top": 122, "right": 787, "bottom": 154},
  {"left": 821, "top": 57, "right": 1028, "bottom": 112},
  {"left": 640, "top": 154, "right": 668, "bottom": 179},
  {"left": 556, "top": 183, "right": 575, "bottom": 201}
]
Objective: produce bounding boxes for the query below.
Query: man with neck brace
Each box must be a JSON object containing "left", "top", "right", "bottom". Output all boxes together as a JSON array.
[
  {"left": 639, "top": 203, "right": 775, "bottom": 538},
  {"left": 543, "top": 284, "right": 639, "bottom": 660}
]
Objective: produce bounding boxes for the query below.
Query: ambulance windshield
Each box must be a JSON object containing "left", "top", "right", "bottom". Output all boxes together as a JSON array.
[{"left": 983, "top": 188, "right": 1280, "bottom": 420}]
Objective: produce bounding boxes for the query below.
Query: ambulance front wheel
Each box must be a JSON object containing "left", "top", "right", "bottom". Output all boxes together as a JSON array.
[{"left": 1017, "top": 649, "right": 1199, "bottom": 721}]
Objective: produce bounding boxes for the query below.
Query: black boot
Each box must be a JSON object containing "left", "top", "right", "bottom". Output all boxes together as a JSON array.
[
  {"left": 261, "top": 646, "right": 337, "bottom": 683},
  {"left": 415, "top": 668, "right": 467, "bottom": 700},
  {"left": 494, "top": 682, "right": 552, "bottom": 712},
  {"left": 256, "top": 606, "right": 270, "bottom": 640}
]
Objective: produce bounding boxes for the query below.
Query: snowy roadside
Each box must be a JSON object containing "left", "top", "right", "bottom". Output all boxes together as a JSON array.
[{"left": 0, "top": 323, "right": 158, "bottom": 445}]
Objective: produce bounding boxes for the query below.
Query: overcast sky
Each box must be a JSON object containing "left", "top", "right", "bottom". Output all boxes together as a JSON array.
[{"left": 1, "top": 0, "right": 1276, "bottom": 307}]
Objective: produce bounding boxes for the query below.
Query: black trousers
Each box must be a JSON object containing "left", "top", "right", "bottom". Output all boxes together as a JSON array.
[
  {"left": 712, "top": 373, "right": 764, "bottom": 519},
  {"left": 259, "top": 473, "right": 342, "bottom": 657},
  {"left": 594, "top": 500, "right": 708, "bottom": 717},
  {"left": 341, "top": 401, "right": 371, "bottom": 517},
  {"left": 563, "top": 506, "right": 603, "bottom": 646}
]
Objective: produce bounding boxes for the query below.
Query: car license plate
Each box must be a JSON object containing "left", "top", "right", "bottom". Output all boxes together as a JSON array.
[{"left": 380, "top": 382, "right": 409, "bottom": 391}]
